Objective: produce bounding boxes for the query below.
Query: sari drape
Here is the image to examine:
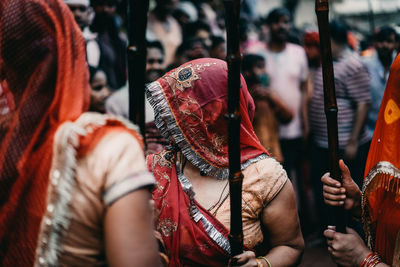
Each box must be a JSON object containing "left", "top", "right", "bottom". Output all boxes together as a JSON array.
[
  {"left": 362, "top": 54, "right": 400, "bottom": 266},
  {"left": 149, "top": 150, "right": 231, "bottom": 266},
  {"left": 146, "top": 58, "right": 270, "bottom": 265}
]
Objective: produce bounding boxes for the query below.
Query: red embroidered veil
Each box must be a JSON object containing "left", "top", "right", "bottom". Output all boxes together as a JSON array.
[{"left": 146, "top": 58, "right": 269, "bottom": 266}]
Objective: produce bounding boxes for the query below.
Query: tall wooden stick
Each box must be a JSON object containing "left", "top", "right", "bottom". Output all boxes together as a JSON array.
[
  {"left": 224, "top": 0, "right": 244, "bottom": 256},
  {"left": 127, "top": 0, "right": 149, "bottom": 140},
  {"left": 315, "top": 0, "right": 346, "bottom": 234}
]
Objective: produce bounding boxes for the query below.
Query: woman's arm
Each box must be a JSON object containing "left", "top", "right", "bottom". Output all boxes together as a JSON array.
[
  {"left": 104, "top": 189, "right": 160, "bottom": 267},
  {"left": 232, "top": 181, "right": 304, "bottom": 267},
  {"left": 260, "top": 181, "right": 304, "bottom": 266}
]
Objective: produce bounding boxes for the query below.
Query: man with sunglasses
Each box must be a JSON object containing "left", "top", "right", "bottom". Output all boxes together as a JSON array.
[{"left": 65, "top": 0, "right": 101, "bottom": 69}]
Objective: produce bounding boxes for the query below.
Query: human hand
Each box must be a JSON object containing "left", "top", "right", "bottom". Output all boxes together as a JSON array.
[
  {"left": 230, "top": 251, "right": 259, "bottom": 267},
  {"left": 321, "top": 160, "right": 361, "bottom": 216},
  {"left": 344, "top": 139, "right": 358, "bottom": 161},
  {"left": 324, "top": 227, "right": 371, "bottom": 267}
]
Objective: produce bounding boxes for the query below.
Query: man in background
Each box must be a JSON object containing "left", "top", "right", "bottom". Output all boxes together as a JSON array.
[
  {"left": 65, "top": 0, "right": 100, "bottom": 69},
  {"left": 242, "top": 54, "right": 293, "bottom": 163},
  {"left": 309, "top": 20, "right": 371, "bottom": 234},
  {"left": 106, "top": 40, "right": 167, "bottom": 154},
  {"left": 257, "top": 8, "right": 310, "bottom": 216},
  {"left": 363, "top": 26, "right": 397, "bottom": 140}
]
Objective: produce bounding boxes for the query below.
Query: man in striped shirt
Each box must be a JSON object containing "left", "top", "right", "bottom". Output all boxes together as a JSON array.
[{"left": 309, "top": 20, "right": 370, "bottom": 233}]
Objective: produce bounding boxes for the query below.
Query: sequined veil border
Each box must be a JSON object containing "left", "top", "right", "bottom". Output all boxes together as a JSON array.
[
  {"left": 177, "top": 170, "right": 232, "bottom": 255},
  {"left": 34, "top": 113, "right": 140, "bottom": 266},
  {"left": 146, "top": 81, "right": 269, "bottom": 180},
  {"left": 362, "top": 161, "right": 400, "bottom": 251}
]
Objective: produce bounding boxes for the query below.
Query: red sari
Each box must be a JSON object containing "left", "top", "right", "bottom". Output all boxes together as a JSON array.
[
  {"left": 146, "top": 58, "right": 269, "bottom": 265},
  {"left": 362, "top": 54, "right": 400, "bottom": 266}
]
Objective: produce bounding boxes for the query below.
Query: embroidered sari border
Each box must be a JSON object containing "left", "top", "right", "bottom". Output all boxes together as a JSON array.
[
  {"left": 177, "top": 172, "right": 231, "bottom": 255},
  {"left": 362, "top": 161, "right": 400, "bottom": 250}
]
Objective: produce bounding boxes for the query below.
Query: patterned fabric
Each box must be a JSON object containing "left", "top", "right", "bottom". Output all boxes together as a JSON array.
[
  {"left": 362, "top": 54, "right": 400, "bottom": 266},
  {"left": 309, "top": 48, "right": 371, "bottom": 148},
  {"left": 146, "top": 58, "right": 268, "bottom": 179},
  {"left": 146, "top": 58, "right": 273, "bottom": 265},
  {"left": 148, "top": 150, "right": 231, "bottom": 266}
]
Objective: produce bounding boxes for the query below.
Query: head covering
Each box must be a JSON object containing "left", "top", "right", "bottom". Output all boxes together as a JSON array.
[
  {"left": 0, "top": 0, "right": 89, "bottom": 265},
  {"left": 64, "top": 0, "right": 90, "bottom": 6},
  {"left": 303, "top": 31, "right": 319, "bottom": 47},
  {"left": 362, "top": 54, "right": 400, "bottom": 264},
  {"left": 146, "top": 58, "right": 268, "bottom": 179}
]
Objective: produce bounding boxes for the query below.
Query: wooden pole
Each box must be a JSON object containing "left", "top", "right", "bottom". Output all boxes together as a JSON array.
[
  {"left": 224, "top": 0, "right": 244, "bottom": 257},
  {"left": 127, "top": 0, "right": 149, "bottom": 140},
  {"left": 315, "top": 0, "right": 347, "bottom": 235}
]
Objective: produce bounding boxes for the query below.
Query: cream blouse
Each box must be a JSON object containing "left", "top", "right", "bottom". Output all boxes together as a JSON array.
[
  {"left": 35, "top": 113, "right": 155, "bottom": 266},
  {"left": 214, "top": 157, "right": 288, "bottom": 249}
]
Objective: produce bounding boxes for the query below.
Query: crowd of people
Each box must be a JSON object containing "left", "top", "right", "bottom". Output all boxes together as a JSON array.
[{"left": 0, "top": 0, "right": 400, "bottom": 266}]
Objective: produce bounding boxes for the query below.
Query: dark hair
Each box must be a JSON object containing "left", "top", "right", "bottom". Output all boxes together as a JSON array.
[
  {"left": 176, "top": 37, "right": 206, "bottom": 55},
  {"left": 242, "top": 54, "right": 265, "bottom": 72},
  {"left": 91, "top": 0, "right": 117, "bottom": 7},
  {"left": 184, "top": 21, "right": 211, "bottom": 37},
  {"left": 210, "top": 35, "right": 225, "bottom": 50},
  {"left": 329, "top": 20, "right": 348, "bottom": 45},
  {"left": 89, "top": 66, "right": 105, "bottom": 83},
  {"left": 264, "top": 7, "right": 291, "bottom": 25},
  {"left": 147, "top": 40, "right": 165, "bottom": 55},
  {"left": 374, "top": 26, "right": 397, "bottom": 42}
]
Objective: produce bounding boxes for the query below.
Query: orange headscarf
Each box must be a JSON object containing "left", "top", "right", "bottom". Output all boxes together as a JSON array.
[
  {"left": 0, "top": 0, "right": 90, "bottom": 265},
  {"left": 362, "top": 54, "right": 400, "bottom": 265}
]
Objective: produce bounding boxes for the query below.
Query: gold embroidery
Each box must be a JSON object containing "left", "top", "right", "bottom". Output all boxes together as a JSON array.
[
  {"left": 153, "top": 169, "right": 171, "bottom": 199},
  {"left": 362, "top": 161, "right": 400, "bottom": 250},
  {"left": 166, "top": 64, "right": 200, "bottom": 93},
  {"left": 161, "top": 61, "right": 228, "bottom": 168},
  {"left": 158, "top": 218, "right": 178, "bottom": 237},
  {"left": 152, "top": 150, "right": 175, "bottom": 169},
  {"left": 164, "top": 62, "right": 217, "bottom": 94}
]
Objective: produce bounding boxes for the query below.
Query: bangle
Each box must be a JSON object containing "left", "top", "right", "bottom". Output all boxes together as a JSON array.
[
  {"left": 159, "top": 252, "right": 169, "bottom": 266},
  {"left": 360, "top": 252, "right": 382, "bottom": 267},
  {"left": 257, "top": 256, "right": 272, "bottom": 267},
  {"left": 256, "top": 259, "right": 263, "bottom": 267}
]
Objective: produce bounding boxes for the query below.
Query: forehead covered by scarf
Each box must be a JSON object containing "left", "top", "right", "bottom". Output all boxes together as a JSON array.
[{"left": 146, "top": 58, "right": 268, "bottom": 179}]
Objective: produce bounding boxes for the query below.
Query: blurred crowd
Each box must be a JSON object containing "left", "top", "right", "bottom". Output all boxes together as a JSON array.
[{"left": 60, "top": 0, "right": 399, "bottom": 246}]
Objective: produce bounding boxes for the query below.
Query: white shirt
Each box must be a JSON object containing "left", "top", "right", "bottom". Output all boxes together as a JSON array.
[{"left": 260, "top": 43, "right": 309, "bottom": 139}]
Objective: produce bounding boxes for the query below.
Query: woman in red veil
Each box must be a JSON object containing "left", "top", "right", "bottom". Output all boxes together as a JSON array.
[
  {"left": 322, "top": 54, "right": 400, "bottom": 266},
  {"left": 146, "top": 58, "right": 304, "bottom": 266},
  {"left": 0, "top": 0, "right": 159, "bottom": 265}
]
